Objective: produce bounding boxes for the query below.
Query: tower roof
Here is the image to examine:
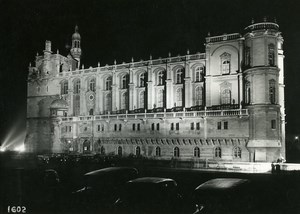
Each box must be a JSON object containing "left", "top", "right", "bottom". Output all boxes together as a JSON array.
[{"left": 72, "top": 25, "right": 81, "bottom": 40}]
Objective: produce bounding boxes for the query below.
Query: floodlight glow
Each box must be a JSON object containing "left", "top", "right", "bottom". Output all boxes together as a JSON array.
[
  {"left": 0, "top": 147, "right": 6, "bottom": 152},
  {"left": 14, "top": 144, "right": 25, "bottom": 152}
]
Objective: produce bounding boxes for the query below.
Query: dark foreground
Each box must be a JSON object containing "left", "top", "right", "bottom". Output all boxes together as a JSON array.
[{"left": 1, "top": 152, "right": 300, "bottom": 214}]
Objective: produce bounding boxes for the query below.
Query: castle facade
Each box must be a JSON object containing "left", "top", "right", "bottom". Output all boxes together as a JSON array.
[{"left": 25, "top": 20, "right": 285, "bottom": 162}]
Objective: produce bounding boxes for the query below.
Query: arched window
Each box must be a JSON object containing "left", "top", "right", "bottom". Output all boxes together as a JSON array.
[
  {"left": 105, "top": 93, "right": 112, "bottom": 112},
  {"left": 158, "top": 71, "right": 164, "bottom": 85},
  {"left": 105, "top": 76, "right": 112, "bottom": 90},
  {"left": 233, "top": 147, "right": 242, "bottom": 158},
  {"left": 176, "top": 68, "right": 184, "bottom": 84},
  {"left": 157, "top": 89, "right": 164, "bottom": 107},
  {"left": 195, "top": 86, "right": 203, "bottom": 106},
  {"left": 136, "top": 146, "right": 141, "bottom": 156},
  {"left": 221, "top": 89, "right": 231, "bottom": 104},
  {"left": 117, "top": 146, "right": 122, "bottom": 156},
  {"left": 121, "top": 92, "right": 128, "bottom": 110},
  {"left": 221, "top": 52, "right": 231, "bottom": 74},
  {"left": 176, "top": 88, "right": 183, "bottom": 107},
  {"left": 174, "top": 147, "right": 180, "bottom": 157},
  {"left": 195, "top": 66, "right": 204, "bottom": 82},
  {"left": 121, "top": 74, "right": 129, "bottom": 89},
  {"left": 268, "top": 44, "right": 275, "bottom": 66},
  {"left": 74, "top": 79, "right": 81, "bottom": 94},
  {"left": 156, "top": 146, "right": 161, "bottom": 157},
  {"left": 89, "top": 78, "right": 96, "bottom": 92},
  {"left": 61, "top": 81, "right": 68, "bottom": 94},
  {"left": 139, "top": 91, "right": 145, "bottom": 109},
  {"left": 139, "top": 73, "right": 145, "bottom": 87},
  {"left": 215, "top": 147, "right": 222, "bottom": 158},
  {"left": 89, "top": 108, "right": 94, "bottom": 115},
  {"left": 269, "top": 79, "right": 276, "bottom": 104},
  {"left": 194, "top": 147, "right": 200, "bottom": 158},
  {"left": 245, "top": 82, "right": 251, "bottom": 104}
]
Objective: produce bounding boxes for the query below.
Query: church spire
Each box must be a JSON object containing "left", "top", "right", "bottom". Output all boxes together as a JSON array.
[{"left": 70, "top": 25, "right": 82, "bottom": 68}]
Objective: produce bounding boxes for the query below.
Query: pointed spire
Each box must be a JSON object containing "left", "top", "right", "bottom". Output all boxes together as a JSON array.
[
  {"left": 187, "top": 49, "right": 190, "bottom": 55},
  {"left": 131, "top": 57, "right": 134, "bottom": 63},
  {"left": 150, "top": 54, "right": 152, "bottom": 60},
  {"left": 114, "top": 59, "right": 116, "bottom": 65},
  {"left": 57, "top": 49, "right": 59, "bottom": 54},
  {"left": 98, "top": 62, "right": 100, "bottom": 67},
  {"left": 75, "top": 25, "right": 79, "bottom": 32}
]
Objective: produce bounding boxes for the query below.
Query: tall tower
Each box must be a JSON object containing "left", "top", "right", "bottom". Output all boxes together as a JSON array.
[
  {"left": 70, "top": 25, "right": 82, "bottom": 69},
  {"left": 243, "top": 18, "right": 285, "bottom": 162}
]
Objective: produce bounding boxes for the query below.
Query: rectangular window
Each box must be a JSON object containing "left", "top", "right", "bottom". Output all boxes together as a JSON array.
[
  {"left": 151, "top": 123, "right": 155, "bottom": 131},
  {"left": 156, "top": 123, "right": 160, "bottom": 131},
  {"left": 119, "top": 124, "right": 122, "bottom": 131},
  {"left": 69, "top": 126, "right": 72, "bottom": 132},
  {"left": 271, "top": 120, "right": 276, "bottom": 129},
  {"left": 137, "top": 124, "right": 140, "bottom": 131},
  {"left": 132, "top": 124, "right": 136, "bottom": 131},
  {"left": 191, "top": 123, "right": 194, "bottom": 130},
  {"left": 101, "top": 125, "right": 104, "bottom": 131},
  {"left": 196, "top": 122, "right": 200, "bottom": 130},
  {"left": 114, "top": 124, "right": 117, "bottom": 131},
  {"left": 97, "top": 125, "right": 100, "bottom": 132},
  {"left": 171, "top": 123, "right": 174, "bottom": 130},
  {"left": 224, "top": 121, "right": 228, "bottom": 130},
  {"left": 65, "top": 126, "right": 68, "bottom": 132},
  {"left": 217, "top": 122, "right": 222, "bottom": 130},
  {"left": 176, "top": 123, "right": 179, "bottom": 131}
]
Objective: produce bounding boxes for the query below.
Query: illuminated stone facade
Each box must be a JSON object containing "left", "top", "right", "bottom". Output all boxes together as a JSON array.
[{"left": 25, "top": 20, "right": 285, "bottom": 162}]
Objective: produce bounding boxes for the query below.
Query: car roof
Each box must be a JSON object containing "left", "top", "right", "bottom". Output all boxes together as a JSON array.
[
  {"left": 195, "top": 178, "right": 250, "bottom": 191},
  {"left": 84, "top": 167, "right": 137, "bottom": 176},
  {"left": 128, "top": 177, "right": 174, "bottom": 184}
]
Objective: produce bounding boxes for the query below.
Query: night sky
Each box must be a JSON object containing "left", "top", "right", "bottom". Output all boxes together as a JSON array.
[{"left": 0, "top": 0, "right": 299, "bottom": 145}]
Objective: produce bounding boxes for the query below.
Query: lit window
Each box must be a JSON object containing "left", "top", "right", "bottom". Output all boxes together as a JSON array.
[
  {"left": 269, "top": 79, "right": 276, "bottom": 104},
  {"left": 268, "top": 44, "right": 275, "bottom": 66},
  {"left": 215, "top": 147, "right": 222, "bottom": 158},
  {"left": 233, "top": 147, "right": 242, "bottom": 158},
  {"left": 89, "top": 78, "right": 96, "bottom": 92},
  {"left": 174, "top": 147, "right": 180, "bottom": 157},
  {"left": 74, "top": 79, "right": 81, "bottom": 94},
  {"left": 221, "top": 89, "right": 231, "bottom": 104},
  {"left": 136, "top": 146, "right": 141, "bottom": 156},
  {"left": 156, "top": 147, "right": 161, "bottom": 156},
  {"left": 105, "top": 76, "right": 112, "bottom": 90},
  {"left": 194, "top": 147, "right": 200, "bottom": 158}
]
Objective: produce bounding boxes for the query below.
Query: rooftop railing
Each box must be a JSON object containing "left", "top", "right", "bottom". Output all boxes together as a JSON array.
[{"left": 206, "top": 33, "right": 241, "bottom": 43}]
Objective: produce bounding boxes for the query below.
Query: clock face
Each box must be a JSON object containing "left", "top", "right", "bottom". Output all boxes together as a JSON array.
[{"left": 89, "top": 94, "right": 94, "bottom": 101}]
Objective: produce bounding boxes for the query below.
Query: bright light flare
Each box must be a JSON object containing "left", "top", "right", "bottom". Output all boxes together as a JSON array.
[
  {"left": 14, "top": 144, "right": 25, "bottom": 152},
  {"left": 0, "top": 147, "right": 6, "bottom": 152}
]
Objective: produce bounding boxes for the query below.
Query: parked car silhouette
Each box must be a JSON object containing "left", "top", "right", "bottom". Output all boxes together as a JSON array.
[
  {"left": 114, "top": 177, "right": 183, "bottom": 214},
  {"left": 192, "top": 178, "right": 254, "bottom": 214},
  {"left": 72, "top": 167, "right": 138, "bottom": 213}
]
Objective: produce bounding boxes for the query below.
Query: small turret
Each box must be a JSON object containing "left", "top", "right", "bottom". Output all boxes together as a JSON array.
[{"left": 70, "top": 25, "right": 82, "bottom": 69}]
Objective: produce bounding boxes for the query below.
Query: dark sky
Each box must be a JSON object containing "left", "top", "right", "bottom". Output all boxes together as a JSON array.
[{"left": 0, "top": 0, "right": 299, "bottom": 144}]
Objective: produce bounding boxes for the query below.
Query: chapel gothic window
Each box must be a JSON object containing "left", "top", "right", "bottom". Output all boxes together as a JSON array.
[
  {"left": 268, "top": 44, "right": 275, "bottom": 66},
  {"left": 195, "top": 66, "right": 204, "bottom": 82},
  {"left": 105, "top": 76, "right": 112, "bottom": 90},
  {"left": 220, "top": 52, "right": 231, "bottom": 74},
  {"left": 176, "top": 68, "right": 184, "bottom": 84},
  {"left": 269, "top": 79, "right": 276, "bottom": 104},
  {"left": 139, "top": 73, "right": 145, "bottom": 87},
  {"left": 221, "top": 89, "right": 231, "bottom": 104},
  {"left": 89, "top": 78, "right": 96, "bottom": 92},
  {"left": 74, "top": 79, "right": 81, "bottom": 94},
  {"left": 61, "top": 81, "right": 68, "bottom": 94}
]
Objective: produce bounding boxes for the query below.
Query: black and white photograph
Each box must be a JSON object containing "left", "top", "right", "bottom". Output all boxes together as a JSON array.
[{"left": 1, "top": 0, "right": 300, "bottom": 213}]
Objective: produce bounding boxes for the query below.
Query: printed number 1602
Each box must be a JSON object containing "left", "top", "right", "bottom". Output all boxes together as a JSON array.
[{"left": 7, "top": 206, "right": 26, "bottom": 213}]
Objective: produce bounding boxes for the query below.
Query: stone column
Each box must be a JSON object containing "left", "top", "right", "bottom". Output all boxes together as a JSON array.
[
  {"left": 129, "top": 68, "right": 134, "bottom": 110},
  {"left": 184, "top": 61, "right": 191, "bottom": 108},
  {"left": 112, "top": 71, "right": 117, "bottom": 112},
  {"left": 166, "top": 64, "right": 172, "bottom": 108},
  {"left": 147, "top": 68, "right": 153, "bottom": 109}
]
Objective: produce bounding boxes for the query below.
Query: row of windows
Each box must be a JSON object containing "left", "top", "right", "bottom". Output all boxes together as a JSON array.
[
  {"left": 170, "top": 123, "right": 180, "bottom": 131},
  {"left": 244, "top": 44, "right": 275, "bottom": 67},
  {"left": 245, "top": 79, "right": 276, "bottom": 105},
  {"left": 61, "top": 126, "right": 72, "bottom": 133},
  {"left": 113, "top": 146, "right": 242, "bottom": 158},
  {"left": 60, "top": 66, "right": 205, "bottom": 95}
]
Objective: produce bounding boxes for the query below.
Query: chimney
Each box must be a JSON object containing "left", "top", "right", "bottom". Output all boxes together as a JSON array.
[{"left": 45, "top": 40, "right": 52, "bottom": 53}]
